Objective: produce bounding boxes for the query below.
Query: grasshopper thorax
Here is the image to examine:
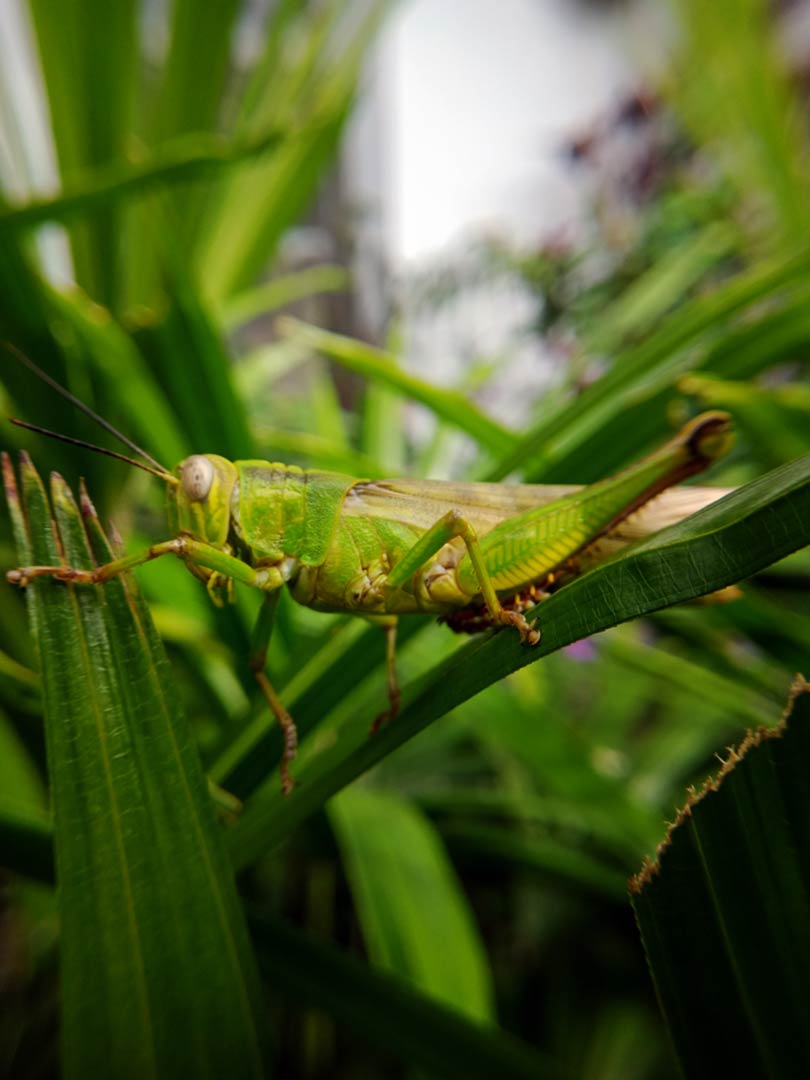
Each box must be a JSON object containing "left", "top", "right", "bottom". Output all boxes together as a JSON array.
[{"left": 169, "top": 454, "right": 238, "bottom": 548}]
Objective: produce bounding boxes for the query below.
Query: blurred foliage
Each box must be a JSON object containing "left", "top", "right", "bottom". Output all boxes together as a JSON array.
[{"left": 0, "top": 0, "right": 809, "bottom": 1077}]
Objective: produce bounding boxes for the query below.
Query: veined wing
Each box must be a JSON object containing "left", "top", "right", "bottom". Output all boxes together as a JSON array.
[
  {"left": 343, "top": 478, "right": 582, "bottom": 534},
  {"left": 596, "top": 484, "right": 732, "bottom": 544},
  {"left": 344, "top": 477, "right": 731, "bottom": 542}
]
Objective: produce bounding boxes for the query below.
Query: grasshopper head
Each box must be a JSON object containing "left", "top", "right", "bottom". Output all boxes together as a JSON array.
[{"left": 169, "top": 454, "right": 238, "bottom": 547}]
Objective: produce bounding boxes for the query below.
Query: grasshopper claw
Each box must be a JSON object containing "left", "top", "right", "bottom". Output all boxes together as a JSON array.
[
  {"left": 280, "top": 765, "right": 297, "bottom": 797},
  {"left": 370, "top": 695, "right": 401, "bottom": 735},
  {"left": 498, "top": 608, "right": 542, "bottom": 646}
]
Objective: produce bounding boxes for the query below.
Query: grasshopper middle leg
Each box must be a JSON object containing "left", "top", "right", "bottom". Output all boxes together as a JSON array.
[
  {"left": 249, "top": 591, "right": 298, "bottom": 796},
  {"left": 368, "top": 617, "right": 401, "bottom": 734},
  {"left": 385, "top": 509, "right": 542, "bottom": 646}
]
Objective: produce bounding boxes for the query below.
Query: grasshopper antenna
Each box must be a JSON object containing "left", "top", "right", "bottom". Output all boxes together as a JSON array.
[
  {"left": 8, "top": 418, "right": 178, "bottom": 484},
  {"left": 4, "top": 342, "right": 171, "bottom": 476}
]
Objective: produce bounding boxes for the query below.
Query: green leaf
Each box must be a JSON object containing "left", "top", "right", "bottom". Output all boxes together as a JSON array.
[
  {"left": 484, "top": 246, "right": 810, "bottom": 481},
  {"left": 0, "top": 699, "right": 50, "bottom": 884},
  {"left": 672, "top": 0, "right": 810, "bottom": 245},
  {"left": 146, "top": 0, "right": 242, "bottom": 145},
  {"left": 27, "top": 0, "right": 138, "bottom": 307},
  {"left": 229, "top": 453, "right": 810, "bottom": 868},
  {"left": 701, "top": 284, "right": 810, "bottom": 379},
  {"left": 582, "top": 222, "right": 737, "bottom": 356},
  {"left": 218, "top": 265, "right": 348, "bottom": 331},
  {"left": 630, "top": 677, "right": 810, "bottom": 1078},
  {"left": 329, "top": 788, "right": 494, "bottom": 1022},
  {"left": 195, "top": 2, "right": 386, "bottom": 300},
  {"left": 0, "top": 647, "right": 39, "bottom": 715},
  {"left": 0, "top": 798, "right": 53, "bottom": 886},
  {"left": 0, "top": 128, "right": 286, "bottom": 234},
  {"left": 134, "top": 277, "right": 255, "bottom": 462},
  {"left": 277, "top": 317, "right": 517, "bottom": 456},
  {"left": 3, "top": 454, "right": 266, "bottom": 1077},
  {"left": 211, "top": 617, "right": 426, "bottom": 800},
  {"left": 46, "top": 287, "right": 188, "bottom": 471}
]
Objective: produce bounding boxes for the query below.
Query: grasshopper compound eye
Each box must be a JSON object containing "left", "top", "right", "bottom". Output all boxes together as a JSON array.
[{"left": 181, "top": 456, "right": 214, "bottom": 501}]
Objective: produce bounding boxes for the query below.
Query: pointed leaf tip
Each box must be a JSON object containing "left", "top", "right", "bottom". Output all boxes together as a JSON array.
[
  {"left": 49, "top": 472, "right": 77, "bottom": 511},
  {"left": 108, "top": 519, "right": 124, "bottom": 550},
  {"left": 78, "top": 480, "right": 99, "bottom": 520},
  {"left": 2, "top": 451, "right": 18, "bottom": 504}
]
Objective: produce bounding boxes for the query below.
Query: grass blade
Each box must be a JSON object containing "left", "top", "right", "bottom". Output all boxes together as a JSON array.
[
  {"left": 278, "top": 317, "right": 516, "bottom": 456},
  {"left": 673, "top": 0, "right": 810, "bottom": 244},
  {"left": 0, "top": 128, "right": 287, "bottom": 233},
  {"left": 134, "top": 277, "right": 255, "bottom": 462},
  {"left": 3, "top": 453, "right": 267, "bottom": 1077},
  {"left": 147, "top": 0, "right": 241, "bottom": 145},
  {"left": 218, "top": 265, "right": 348, "bottom": 331},
  {"left": 631, "top": 678, "right": 810, "bottom": 1078},
  {"left": 485, "top": 246, "right": 810, "bottom": 481},
  {"left": 330, "top": 788, "right": 494, "bottom": 1022},
  {"left": 195, "top": 2, "right": 385, "bottom": 300},
  {"left": 27, "top": 0, "right": 138, "bottom": 307}
]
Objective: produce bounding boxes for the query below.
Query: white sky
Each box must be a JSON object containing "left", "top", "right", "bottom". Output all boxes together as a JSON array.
[
  {"left": 343, "top": 0, "right": 668, "bottom": 427},
  {"left": 367, "top": 0, "right": 652, "bottom": 266}
]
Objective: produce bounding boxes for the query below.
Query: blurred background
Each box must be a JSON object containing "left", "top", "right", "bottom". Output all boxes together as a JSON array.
[{"left": 1, "top": 1, "right": 809, "bottom": 1076}]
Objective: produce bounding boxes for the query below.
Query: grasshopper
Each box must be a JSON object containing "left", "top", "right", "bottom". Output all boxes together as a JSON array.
[{"left": 6, "top": 354, "right": 733, "bottom": 792}]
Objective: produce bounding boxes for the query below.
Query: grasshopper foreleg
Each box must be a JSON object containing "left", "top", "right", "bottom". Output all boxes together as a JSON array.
[
  {"left": 9, "top": 538, "right": 300, "bottom": 795},
  {"left": 7, "top": 536, "right": 268, "bottom": 588}
]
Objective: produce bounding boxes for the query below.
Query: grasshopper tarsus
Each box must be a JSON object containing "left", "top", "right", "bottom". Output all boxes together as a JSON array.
[
  {"left": 253, "top": 669, "right": 299, "bottom": 795},
  {"left": 280, "top": 764, "right": 297, "bottom": 798},
  {"left": 8, "top": 564, "right": 75, "bottom": 587},
  {"left": 370, "top": 690, "right": 401, "bottom": 736},
  {"left": 496, "top": 608, "right": 542, "bottom": 646},
  {"left": 442, "top": 601, "right": 542, "bottom": 645}
]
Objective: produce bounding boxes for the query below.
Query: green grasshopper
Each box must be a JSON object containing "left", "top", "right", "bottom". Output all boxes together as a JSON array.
[{"left": 6, "top": 354, "right": 733, "bottom": 793}]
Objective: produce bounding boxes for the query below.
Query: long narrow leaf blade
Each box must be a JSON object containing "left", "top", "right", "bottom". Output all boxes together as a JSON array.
[
  {"left": 484, "top": 246, "right": 810, "bottom": 481},
  {"left": 630, "top": 678, "right": 810, "bottom": 1078},
  {"left": 3, "top": 454, "right": 266, "bottom": 1077},
  {"left": 0, "top": 128, "right": 286, "bottom": 233},
  {"left": 329, "top": 788, "right": 494, "bottom": 1022},
  {"left": 278, "top": 318, "right": 516, "bottom": 456}
]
